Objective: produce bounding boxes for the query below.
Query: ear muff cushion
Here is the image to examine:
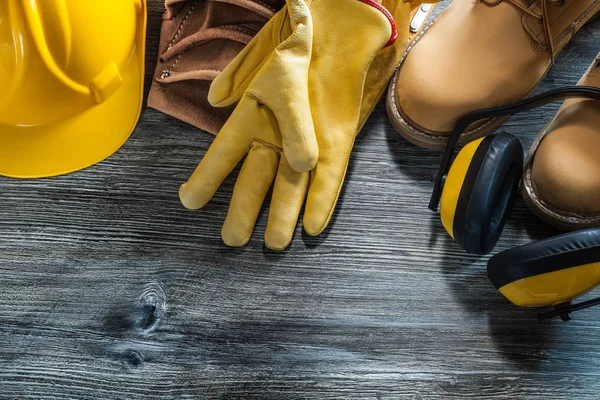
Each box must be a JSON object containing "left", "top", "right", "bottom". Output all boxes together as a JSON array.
[
  {"left": 453, "top": 133, "right": 524, "bottom": 255},
  {"left": 487, "top": 228, "right": 600, "bottom": 289}
]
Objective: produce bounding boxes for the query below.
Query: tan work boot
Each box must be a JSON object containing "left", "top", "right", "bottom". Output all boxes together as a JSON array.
[
  {"left": 522, "top": 54, "right": 600, "bottom": 230},
  {"left": 387, "top": 0, "right": 600, "bottom": 150}
]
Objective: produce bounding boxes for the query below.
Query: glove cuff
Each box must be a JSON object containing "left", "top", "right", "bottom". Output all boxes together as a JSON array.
[{"left": 359, "top": 0, "right": 398, "bottom": 47}]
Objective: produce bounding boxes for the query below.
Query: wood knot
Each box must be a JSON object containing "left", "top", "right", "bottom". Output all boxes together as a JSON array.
[
  {"left": 124, "top": 350, "right": 144, "bottom": 367},
  {"left": 102, "top": 281, "right": 167, "bottom": 335},
  {"left": 136, "top": 282, "right": 167, "bottom": 333}
]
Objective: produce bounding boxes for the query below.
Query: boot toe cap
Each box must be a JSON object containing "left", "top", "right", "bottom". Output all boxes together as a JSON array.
[
  {"left": 396, "top": 54, "right": 462, "bottom": 133},
  {"left": 531, "top": 129, "right": 600, "bottom": 215}
]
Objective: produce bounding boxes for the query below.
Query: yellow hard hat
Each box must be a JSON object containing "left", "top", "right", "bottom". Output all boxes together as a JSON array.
[{"left": 0, "top": 0, "right": 146, "bottom": 178}]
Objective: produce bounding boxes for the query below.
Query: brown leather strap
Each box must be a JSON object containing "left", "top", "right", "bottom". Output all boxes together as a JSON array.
[
  {"left": 164, "top": 0, "right": 279, "bottom": 20},
  {"left": 157, "top": 69, "right": 222, "bottom": 83},
  {"left": 211, "top": 0, "right": 279, "bottom": 19},
  {"left": 160, "top": 25, "right": 255, "bottom": 62},
  {"left": 163, "top": 0, "right": 193, "bottom": 19}
]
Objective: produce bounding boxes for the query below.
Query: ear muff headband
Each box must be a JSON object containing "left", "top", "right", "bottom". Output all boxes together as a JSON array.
[{"left": 451, "top": 133, "right": 523, "bottom": 255}]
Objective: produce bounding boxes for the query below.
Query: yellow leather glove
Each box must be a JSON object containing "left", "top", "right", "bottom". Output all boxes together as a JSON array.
[
  {"left": 180, "top": 0, "right": 430, "bottom": 250},
  {"left": 179, "top": 0, "right": 315, "bottom": 246},
  {"left": 182, "top": 0, "right": 316, "bottom": 179},
  {"left": 297, "top": 0, "right": 439, "bottom": 242}
]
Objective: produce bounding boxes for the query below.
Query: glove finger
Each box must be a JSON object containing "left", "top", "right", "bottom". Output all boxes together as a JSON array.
[
  {"left": 275, "top": 0, "right": 318, "bottom": 173},
  {"left": 303, "top": 139, "right": 355, "bottom": 236},
  {"left": 179, "top": 103, "right": 256, "bottom": 210},
  {"left": 207, "top": 1, "right": 295, "bottom": 107},
  {"left": 240, "top": 0, "right": 316, "bottom": 173},
  {"left": 222, "top": 142, "right": 279, "bottom": 247},
  {"left": 264, "top": 156, "right": 310, "bottom": 251},
  {"left": 276, "top": 81, "right": 317, "bottom": 173}
]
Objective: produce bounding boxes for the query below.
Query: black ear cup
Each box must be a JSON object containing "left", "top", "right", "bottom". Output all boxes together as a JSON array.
[
  {"left": 442, "top": 133, "right": 524, "bottom": 255},
  {"left": 487, "top": 228, "right": 600, "bottom": 307}
]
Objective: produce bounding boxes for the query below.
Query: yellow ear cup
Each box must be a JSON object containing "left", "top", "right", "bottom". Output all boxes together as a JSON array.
[
  {"left": 440, "top": 137, "right": 485, "bottom": 239},
  {"left": 440, "top": 133, "right": 524, "bottom": 254},
  {"left": 498, "top": 262, "right": 600, "bottom": 307},
  {"left": 488, "top": 228, "right": 600, "bottom": 308}
]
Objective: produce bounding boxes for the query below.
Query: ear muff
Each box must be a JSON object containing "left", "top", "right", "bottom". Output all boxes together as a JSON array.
[
  {"left": 440, "top": 133, "right": 524, "bottom": 255},
  {"left": 487, "top": 228, "right": 600, "bottom": 308}
]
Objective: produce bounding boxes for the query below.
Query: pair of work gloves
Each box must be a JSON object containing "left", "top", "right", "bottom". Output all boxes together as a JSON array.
[{"left": 180, "top": 0, "right": 437, "bottom": 250}]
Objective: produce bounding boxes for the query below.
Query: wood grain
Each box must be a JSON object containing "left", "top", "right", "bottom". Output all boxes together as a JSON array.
[{"left": 2, "top": 1, "right": 600, "bottom": 398}]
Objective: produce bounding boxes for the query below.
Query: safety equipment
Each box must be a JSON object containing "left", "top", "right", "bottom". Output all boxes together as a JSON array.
[
  {"left": 488, "top": 228, "right": 600, "bottom": 321},
  {"left": 179, "top": 0, "right": 316, "bottom": 249},
  {"left": 180, "top": 0, "right": 435, "bottom": 250},
  {"left": 386, "top": 0, "right": 600, "bottom": 150},
  {"left": 147, "top": 0, "right": 285, "bottom": 135},
  {"left": 429, "top": 85, "right": 600, "bottom": 321},
  {"left": 180, "top": 0, "right": 437, "bottom": 250},
  {"left": 0, "top": 0, "right": 147, "bottom": 178},
  {"left": 438, "top": 133, "right": 523, "bottom": 255},
  {"left": 522, "top": 54, "right": 600, "bottom": 230}
]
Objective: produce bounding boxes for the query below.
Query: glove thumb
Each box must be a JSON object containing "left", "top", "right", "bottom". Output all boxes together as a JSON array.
[
  {"left": 208, "top": 0, "right": 303, "bottom": 107},
  {"left": 249, "top": 0, "right": 317, "bottom": 172}
]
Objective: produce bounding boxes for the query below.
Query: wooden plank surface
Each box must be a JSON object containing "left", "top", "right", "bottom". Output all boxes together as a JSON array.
[{"left": 2, "top": 1, "right": 600, "bottom": 398}]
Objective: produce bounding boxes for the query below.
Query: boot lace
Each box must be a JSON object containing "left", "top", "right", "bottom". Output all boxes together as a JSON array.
[{"left": 479, "top": 0, "right": 565, "bottom": 63}]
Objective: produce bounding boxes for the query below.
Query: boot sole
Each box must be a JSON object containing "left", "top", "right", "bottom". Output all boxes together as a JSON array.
[
  {"left": 521, "top": 116, "right": 600, "bottom": 231},
  {"left": 522, "top": 170, "right": 600, "bottom": 231}
]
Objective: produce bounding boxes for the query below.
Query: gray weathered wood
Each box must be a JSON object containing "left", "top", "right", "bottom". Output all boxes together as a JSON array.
[{"left": 2, "top": 1, "right": 600, "bottom": 398}]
